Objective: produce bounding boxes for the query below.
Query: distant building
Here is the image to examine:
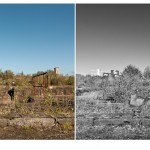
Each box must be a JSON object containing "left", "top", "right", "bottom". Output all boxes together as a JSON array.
[
  {"left": 96, "top": 69, "right": 100, "bottom": 76},
  {"left": 90, "top": 68, "right": 101, "bottom": 76},
  {"left": 54, "top": 67, "right": 60, "bottom": 74},
  {"left": 89, "top": 69, "right": 120, "bottom": 78},
  {"left": 103, "top": 70, "right": 121, "bottom": 81},
  {"left": 32, "top": 67, "right": 60, "bottom": 96}
]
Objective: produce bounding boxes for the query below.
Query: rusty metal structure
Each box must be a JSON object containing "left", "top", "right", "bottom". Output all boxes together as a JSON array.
[
  {"left": 32, "top": 72, "right": 48, "bottom": 97},
  {"left": 32, "top": 67, "right": 60, "bottom": 97},
  {"left": 103, "top": 70, "right": 120, "bottom": 79},
  {"left": 31, "top": 68, "right": 74, "bottom": 108}
]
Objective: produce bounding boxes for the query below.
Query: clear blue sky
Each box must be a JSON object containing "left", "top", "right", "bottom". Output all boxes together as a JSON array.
[{"left": 0, "top": 4, "right": 74, "bottom": 75}]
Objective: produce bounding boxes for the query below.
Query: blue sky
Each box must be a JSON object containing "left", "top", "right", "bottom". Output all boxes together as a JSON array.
[{"left": 0, "top": 4, "right": 74, "bottom": 75}]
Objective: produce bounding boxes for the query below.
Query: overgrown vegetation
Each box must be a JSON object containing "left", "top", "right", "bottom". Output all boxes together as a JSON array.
[
  {"left": 0, "top": 68, "right": 74, "bottom": 139},
  {"left": 77, "top": 64, "right": 150, "bottom": 139},
  {"left": 33, "top": 70, "right": 74, "bottom": 86},
  {"left": 0, "top": 69, "right": 74, "bottom": 88},
  {"left": 77, "top": 64, "right": 150, "bottom": 103}
]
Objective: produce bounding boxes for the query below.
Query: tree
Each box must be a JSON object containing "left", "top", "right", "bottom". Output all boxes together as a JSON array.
[
  {"left": 122, "top": 64, "right": 142, "bottom": 78},
  {"left": 143, "top": 66, "right": 150, "bottom": 79}
]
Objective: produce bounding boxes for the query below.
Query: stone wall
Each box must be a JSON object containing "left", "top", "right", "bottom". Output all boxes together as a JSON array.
[
  {"left": 0, "top": 86, "right": 33, "bottom": 104},
  {"left": 0, "top": 117, "right": 74, "bottom": 128},
  {"left": 0, "top": 85, "right": 74, "bottom": 105},
  {"left": 76, "top": 97, "right": 150, "bottom": 139}
]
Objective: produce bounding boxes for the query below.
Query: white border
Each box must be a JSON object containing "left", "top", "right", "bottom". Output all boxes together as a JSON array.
[
  {"left": 0, "top": 2, "right": 150, "bottom": 150},
  {"left": 0, "top": 140, "right": 149, "bottom": 150},
  {"left": 0, "top": 0, "right": 150, "bottom": 3},
  {"left": 74, "top": 3, "right": 76, "bottom": 140}
]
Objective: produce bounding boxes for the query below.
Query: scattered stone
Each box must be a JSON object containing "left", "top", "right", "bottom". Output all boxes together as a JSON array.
[
  {"left": 9, "top": 117, "right": 55, "bottom": 128},
  {"left": 0, "top": 119, "right": 9, "bottom": 127},
  {"left": 130, "top": 94, "right": 144, "bottom": 107}
]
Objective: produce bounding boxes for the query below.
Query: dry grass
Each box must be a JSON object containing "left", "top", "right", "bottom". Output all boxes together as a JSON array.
[{"left": 76, "top": 95, "right": 150, "bottom": 139}]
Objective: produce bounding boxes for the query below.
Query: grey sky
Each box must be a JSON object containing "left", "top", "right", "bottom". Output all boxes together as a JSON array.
[{"left": 76, "top": 4, "right": 150, "bottom": 75}]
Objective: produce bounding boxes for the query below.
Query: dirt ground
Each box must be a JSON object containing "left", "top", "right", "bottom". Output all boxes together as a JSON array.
[
  {"left": 0, "top": 98, "right": 74, "bottom": 139},
  {"left": 77, "top": 123, "right": 150, "bottom": 140},
  {"left": 0, "top": 126, "right": 74, "bottom": 140},
  {"left": 76, "top": 96, "right": 150, "bottom": 139}
]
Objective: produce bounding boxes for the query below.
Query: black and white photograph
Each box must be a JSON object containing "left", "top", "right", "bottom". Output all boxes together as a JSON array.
[{"left": 76, "top": 4, "right": 150, "bottom": 139}]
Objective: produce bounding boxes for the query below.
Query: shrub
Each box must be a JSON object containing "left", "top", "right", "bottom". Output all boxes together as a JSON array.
[
  {"left": 122, "top": 64, "right": 142, "bottom": 78},
  {"left": 143, "top": 66, "right": 150, "bottom": 79}
]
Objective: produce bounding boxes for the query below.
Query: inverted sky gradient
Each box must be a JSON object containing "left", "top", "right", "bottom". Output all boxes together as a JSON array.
[
  {"left": 0, "top": 4, "right": 74, "bottom": 75},
  {"left": 76, "top": 4, "right": 150, "bottom": 75}
]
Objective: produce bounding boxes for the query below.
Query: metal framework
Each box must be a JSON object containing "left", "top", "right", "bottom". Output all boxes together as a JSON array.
[{"left": 32, "top": 72, "right": 48, "bottom": 97}]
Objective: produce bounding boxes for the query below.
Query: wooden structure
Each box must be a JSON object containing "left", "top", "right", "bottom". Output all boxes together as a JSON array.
[
  {"left": 31, "top": 69, "right": 74, "bottom": 108},
  {"left": 32, "top": 72, "right": 48, "bottom": 97}
]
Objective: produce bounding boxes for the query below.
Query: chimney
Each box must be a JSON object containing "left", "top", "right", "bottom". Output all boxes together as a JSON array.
[
  {"left": 97, "top": 69, "right": 100, "bottom": 76},
  {"left": 116, "top": 70, "right": 119, "bottom": 75},
  {"left": 54, "top": 67, "right": 60, "bottom": 74}
]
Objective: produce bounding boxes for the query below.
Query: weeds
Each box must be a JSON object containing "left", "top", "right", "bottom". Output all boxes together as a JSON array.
[
  {"left": 61, "top": 121, "right": 73, "bottom": 134},
  {"left": 21, "top": 125, "right": 32, "bottom": 131}
]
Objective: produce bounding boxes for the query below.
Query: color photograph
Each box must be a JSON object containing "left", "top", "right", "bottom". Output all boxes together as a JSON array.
[{"left": 0, "top": 4, "right": 75, "bottom": 139}]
